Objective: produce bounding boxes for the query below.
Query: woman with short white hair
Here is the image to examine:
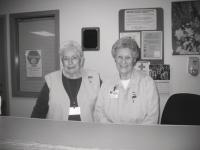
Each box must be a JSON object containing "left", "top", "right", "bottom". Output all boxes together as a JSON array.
[
  {"left": 31, "top": 40, "right": 101, "bottom": 122},
  {"left": 94, "top": 37, "right": 160, "bottom": 124}
]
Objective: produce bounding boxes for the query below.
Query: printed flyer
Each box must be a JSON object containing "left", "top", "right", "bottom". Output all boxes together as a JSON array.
[{"left": 25, "top": 50, "right": 42, "bottom": 77}]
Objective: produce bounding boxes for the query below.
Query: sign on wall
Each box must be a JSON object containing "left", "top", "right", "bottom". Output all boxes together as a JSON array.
[{"left": 119, "top": 8, "right": 164, "bottom": 64}]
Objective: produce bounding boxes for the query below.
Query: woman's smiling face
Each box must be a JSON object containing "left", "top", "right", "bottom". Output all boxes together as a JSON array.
[
  {"left": 62, "top": 48, "right": 83, "bottom": 77},
  {"left": 115, "top": 48, "right": 137, "bottom": 79}
]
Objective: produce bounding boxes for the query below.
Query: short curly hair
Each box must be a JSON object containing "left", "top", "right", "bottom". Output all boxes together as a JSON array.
[
  {"left": 59, "top": 40, "right": 84, "bottom": 58},
  {"left": 111, "top": 37, "right": 140, "bottom": 60}
]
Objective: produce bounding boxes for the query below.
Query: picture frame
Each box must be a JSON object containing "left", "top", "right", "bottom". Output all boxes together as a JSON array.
[
  {"left": 141, "top": 31, "right": 163, "bottom": 61},
  {"left": 172, "top": 1, "right": 200, "bottom": 55},
  {"left": 82, "top": 27, "right": 100, "bottom": 51},
  {"left": 10, "top": 10, "right": 60, "bottom": 97}
]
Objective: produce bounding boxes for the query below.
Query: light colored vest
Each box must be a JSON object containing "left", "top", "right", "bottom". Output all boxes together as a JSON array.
[{"left": 45, "top": 69, "right": 100, "bottom": 122}]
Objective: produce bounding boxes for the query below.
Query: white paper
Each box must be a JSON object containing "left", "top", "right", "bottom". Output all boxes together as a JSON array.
[
  {"left": 134, "top": 61, "right": 150, "bottom": 75},
  {"left": 25, "top": 50, "right": 42, "bottom": 77},
  {"left": 155, "top": 80, "right": 170, "bottom": 94},
  {"left": 69, "top": 107, "right": 81, "bottom": 115},
  {"left": 141, "top": 31, "right": 162, "bottom": 60},
  {"left": 125, "top": 9, "right": 157, "bottom": 30}
]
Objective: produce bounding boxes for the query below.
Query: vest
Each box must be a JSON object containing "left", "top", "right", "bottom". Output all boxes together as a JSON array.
[{"left": 45, "top": 69, "right": 100, "bottom": 122}]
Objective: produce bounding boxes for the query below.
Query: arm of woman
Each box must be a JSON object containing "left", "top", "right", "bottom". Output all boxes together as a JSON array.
[
  {"left": 31, "top": 83, "right": 49, "bottom": 118},
  {"left": 94, "top": 83, "right": 111, "bottom": 123},
  {"left": 142, "top": 77, "right": 160, "bottom": 124}
]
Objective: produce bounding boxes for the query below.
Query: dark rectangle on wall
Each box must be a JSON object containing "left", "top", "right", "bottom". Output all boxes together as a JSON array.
[{"left": 82, "top": 27, "right": 100, "bottom": 51}]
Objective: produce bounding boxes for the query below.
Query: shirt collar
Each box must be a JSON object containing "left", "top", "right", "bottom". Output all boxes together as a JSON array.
[{"left": 113, "top": 69, "right": 137, "bottom": 90}]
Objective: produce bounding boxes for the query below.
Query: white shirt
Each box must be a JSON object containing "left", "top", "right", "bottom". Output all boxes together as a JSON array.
[{"left": 121, "top": 79, "right": 130, "bottom": 90}]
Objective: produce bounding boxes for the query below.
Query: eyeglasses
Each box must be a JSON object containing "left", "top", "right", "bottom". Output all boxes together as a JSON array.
[
  {"left": 62, "top": 56, "right": 80, "bottom": 63},
  {"left": 115, "top": 56, "right": 135, "bottom": 63}
]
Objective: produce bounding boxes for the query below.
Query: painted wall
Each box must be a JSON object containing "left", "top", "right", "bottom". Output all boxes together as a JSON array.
[{"left": 0, "top": 0, "right": 199, "bottom": 118}]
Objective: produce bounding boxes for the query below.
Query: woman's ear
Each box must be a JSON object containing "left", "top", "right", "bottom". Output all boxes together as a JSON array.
[
  {"left": 114, "top": 57, "right": 117, "bottom": 63},
  {"left": 60, "top": 57, "right": 64, "bottom": 66}
]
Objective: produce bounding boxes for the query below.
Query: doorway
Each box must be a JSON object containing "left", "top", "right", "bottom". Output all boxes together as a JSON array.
[{"left": 0, "top": 15, "right": 9, "bottom": 115}]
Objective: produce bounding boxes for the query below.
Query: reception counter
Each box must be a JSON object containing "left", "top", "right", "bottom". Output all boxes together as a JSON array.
[{"left": 0, "top": 116, "right": 200, "bottom": 150}]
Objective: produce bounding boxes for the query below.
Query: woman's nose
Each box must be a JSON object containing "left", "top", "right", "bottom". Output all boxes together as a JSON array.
[
  {"left": 68, "top": 58, "right": 73, "bottom": 64},
  {"left": 120, "top": 57, "right": 128, "bottom": 64}
]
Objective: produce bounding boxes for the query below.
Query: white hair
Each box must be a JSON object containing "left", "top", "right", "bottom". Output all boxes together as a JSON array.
[
  {"left": 111, "top": 37, "right": 140, "bottom": 60},
  {"left": 59, "top": 40, "right": 83, "bottom": 58}
]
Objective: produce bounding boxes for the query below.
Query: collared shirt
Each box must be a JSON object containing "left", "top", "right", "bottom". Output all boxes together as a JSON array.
[{"left": 94, "top": 69, "right": 160, "bottom": 125}]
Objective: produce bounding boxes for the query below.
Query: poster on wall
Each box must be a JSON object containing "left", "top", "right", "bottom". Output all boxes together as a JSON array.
[
  {"left": 149, "top": 64, "right": 170, "bottom": 80},
  {"left": 25, "top": 50, "right": 42, "bottom": 77},
  {"left": 141, "top": 31, "right": 162, "bottom": 60},
  {"left": 134, "top": 61, "right": 150, "bottom": 75},
  {"left": 124, "top": 9, "right": 157, "bottom": 31},
  {"left": 149, "top": 64, "right": 170, "bottom": 94},
  {"left": 172, "top": 1, "right": 200, "bottom": 55}
]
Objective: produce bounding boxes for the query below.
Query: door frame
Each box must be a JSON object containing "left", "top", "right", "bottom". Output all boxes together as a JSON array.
[
  {"left": 10, "top": 10, "right": 60, "bottom": 97},
  {"left": 0, "top": 14, "right": 9, "bottom": 115}
]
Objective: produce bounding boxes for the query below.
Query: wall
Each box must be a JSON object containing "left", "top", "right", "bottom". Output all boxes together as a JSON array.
[{"left": 0, "top": 0, "right": 199, "bottom": 118}]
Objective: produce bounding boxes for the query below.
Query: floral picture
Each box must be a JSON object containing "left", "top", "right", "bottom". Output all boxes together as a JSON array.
[{"left": 172, "top": 1, "right": 200, "bottom": 55}]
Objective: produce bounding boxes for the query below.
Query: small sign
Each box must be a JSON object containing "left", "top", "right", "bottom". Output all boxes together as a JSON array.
[
  {"left": 25, "top": 50, "right": 42, "bottom": 77},
  {"left": 134, "top": 61, "right": 150, "bottom": 75}
]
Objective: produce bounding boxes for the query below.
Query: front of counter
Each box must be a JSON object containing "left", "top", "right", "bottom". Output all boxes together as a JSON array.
[{"left": 0, "top": 116, "right": 200, "bottom": 150}]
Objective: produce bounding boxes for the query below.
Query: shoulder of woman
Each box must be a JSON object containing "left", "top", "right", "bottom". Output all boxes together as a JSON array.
[
  {"left": 44, "top": 70, "right": 61, "bottom": 88},
  {"left": 100, "top": 75, "right": 119, "bottom": 89},
  {"left": 133, "top": 70, "right": 155, "bottom": 85},
  {"left": 45, "top": 70, "right": 61, "bottom": 80},
  {"left": 82, "top": 68, "right": 100, "bottom": 78}
]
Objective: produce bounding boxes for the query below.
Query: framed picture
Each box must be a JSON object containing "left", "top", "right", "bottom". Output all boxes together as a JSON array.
[
  {"left": 141, "top": 31, "right": 163, "bottom": 61},
  {"left": 82, "top": 27, "right": 100, "bottom": 51},
  {"left": 172, "top": 1, "right": 200, "bottom": 55},
  {"left": 10, "top": 10, "right": 60, "bottom": 97},
  {"left": 149, "top": 64, "right": 170, "bottom": 80}
]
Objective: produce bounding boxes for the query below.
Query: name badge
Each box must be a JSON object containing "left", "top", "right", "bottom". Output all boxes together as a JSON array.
[
  {"left": 69, "top": 107, "right": 81, "bottom": 115},
  {"left": 110, "top": 90, "right": 119, "bottom": 99}
]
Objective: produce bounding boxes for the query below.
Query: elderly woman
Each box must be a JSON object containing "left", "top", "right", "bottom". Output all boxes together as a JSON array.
[
  {"left": 31, "top": 41, "right": 101, "bottom": 122},
  {"left": 94, "top": 37, "right": 159, "bottom": 124}
]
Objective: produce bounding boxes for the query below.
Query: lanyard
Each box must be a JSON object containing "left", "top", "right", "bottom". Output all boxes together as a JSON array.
[{"left": 62, "top": 74, "right": 82, "bottom": 107}]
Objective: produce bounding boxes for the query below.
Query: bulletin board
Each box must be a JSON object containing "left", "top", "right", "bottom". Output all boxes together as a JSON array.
[{"left": 119, "top": 8, "right": 164, "bottom": 64}]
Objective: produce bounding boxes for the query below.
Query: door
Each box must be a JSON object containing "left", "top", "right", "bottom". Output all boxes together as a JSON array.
[{"left": 0, "top": 15, "right": 9, "bottom": 115}]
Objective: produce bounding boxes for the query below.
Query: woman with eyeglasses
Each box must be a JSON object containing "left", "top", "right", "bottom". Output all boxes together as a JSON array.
[
  {"left": 94, "top": 37, "right": 159, "bottom": 124},
  {"left": 31, "top": 40, "right": 101, "bottom": 122}
]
